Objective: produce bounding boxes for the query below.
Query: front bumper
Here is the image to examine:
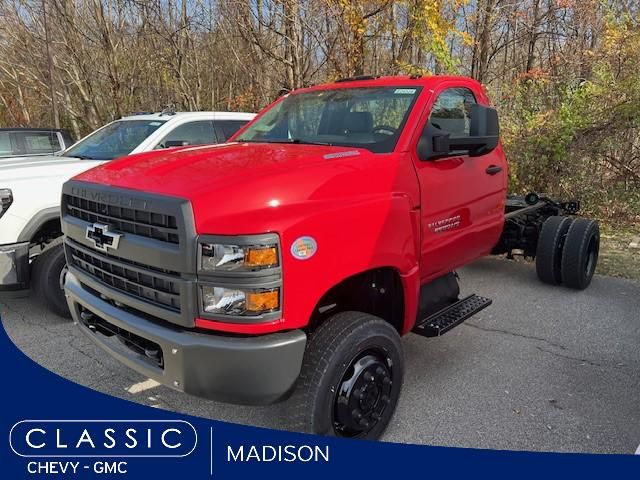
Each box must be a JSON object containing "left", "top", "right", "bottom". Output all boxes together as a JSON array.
[
  {"left": 65, "top": 272, "right": 307, "bottom": 405},
  {"left": 0, "top": 242, "right": 29, "bottom": 290}
]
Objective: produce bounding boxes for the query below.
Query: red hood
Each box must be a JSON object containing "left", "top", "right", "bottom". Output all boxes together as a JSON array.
[
  {"left": 75, "top": 142, "right": 373, "bottom": 197},
  {"left": 74, "top": 142, "right": 408, "bottom": 235}
]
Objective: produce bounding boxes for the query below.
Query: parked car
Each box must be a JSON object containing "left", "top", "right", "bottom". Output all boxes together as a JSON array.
[
  {"left": 0, "top": 111, "right": 255, "bottom": 317},
  {"left": 60, "top": 76, "right": 600, "bottom": 439},
  {"left": 0, "top": 128, "right": 75, "bottom": 158}
]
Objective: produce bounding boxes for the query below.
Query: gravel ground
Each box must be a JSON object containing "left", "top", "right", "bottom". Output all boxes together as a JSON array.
[{"left": 1, "top": 257, "right": 639, "bottom": 453}]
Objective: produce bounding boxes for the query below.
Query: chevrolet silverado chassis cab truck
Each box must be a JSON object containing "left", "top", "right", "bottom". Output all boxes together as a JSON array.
[
  {"left": 0, "top": 111, "right": 254, "bottom": 316},
  {"left": 62, "top": 76, "right": 600, "bottom": 439}
]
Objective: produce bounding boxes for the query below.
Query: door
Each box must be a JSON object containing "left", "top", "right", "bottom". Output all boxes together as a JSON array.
[{"left": 412, "top": 86, "right": 507, "bottom": 281}]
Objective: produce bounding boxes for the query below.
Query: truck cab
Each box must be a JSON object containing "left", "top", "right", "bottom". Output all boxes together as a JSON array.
[{"left": 61, "top": 76, "right": 598, "bottom": 439}]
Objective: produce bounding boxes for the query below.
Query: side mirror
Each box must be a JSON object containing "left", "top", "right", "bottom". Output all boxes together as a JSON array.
[
  {"left": 164, "top": 140, "right": 189, "bottom": 148},
  {"left": 417, "top": 105, "right": 500, "bottom": 161}
]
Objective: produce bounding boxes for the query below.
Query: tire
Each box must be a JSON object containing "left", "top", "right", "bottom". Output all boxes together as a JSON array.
[
  {"left": 32, "top": 242, "right": 71, "bottom": 318},
  {"left": 561, "top": 218, "right": 600, "bottom": 290},
  {"left": 535, "top": 216, "right": 573, "bottom": 285},
  {"left": 291, "top": 311, "right": 404, "bottom": 440}
]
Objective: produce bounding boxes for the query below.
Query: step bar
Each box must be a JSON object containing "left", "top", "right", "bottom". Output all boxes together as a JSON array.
[{"left": 412, "top": 294, "right": 492, "bottom": 337}]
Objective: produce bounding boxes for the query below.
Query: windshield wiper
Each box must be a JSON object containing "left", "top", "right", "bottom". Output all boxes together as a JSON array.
[
  {"left": 69, "top": 154, "right": 95, "bottom": 160},
  {"left": 244, "top": 138, "right": 333, "bottom": 146}
]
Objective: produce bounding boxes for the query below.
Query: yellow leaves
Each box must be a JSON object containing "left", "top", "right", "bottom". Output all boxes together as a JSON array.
[
  {"left": 459, "top": 31, "right": 474, "bottom": 47},
  {"left": 396, "top": 61, "right": 432, "bottom": 76}
]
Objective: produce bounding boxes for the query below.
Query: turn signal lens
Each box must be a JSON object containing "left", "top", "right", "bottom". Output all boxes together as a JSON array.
[
  {"left": 245, "top": 247, "right": 278, "bottom": 268},
  {"left": 246, "top": 290, "right": 279, "bottom": 312}
]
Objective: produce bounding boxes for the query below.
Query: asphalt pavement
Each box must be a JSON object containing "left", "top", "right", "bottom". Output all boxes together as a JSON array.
[{"left": 2, "top": 257, "right": 639, "bottom": 453}]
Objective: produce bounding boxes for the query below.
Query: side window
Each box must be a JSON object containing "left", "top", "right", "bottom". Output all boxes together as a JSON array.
[
  {"left": 0, "top": 132, "right": 13, "bottom": 155},
  {"left": 157, "top": 121, "right": 216, "bottom": 148},
  {"left": 428, "top": 88, "right": 476, "bottom": 136},
  {"left": 16, "top": 131, "right": 61, "bottom": 154},
  {"left": 214, "top": 120, "right": 249, "bottom": 141}
]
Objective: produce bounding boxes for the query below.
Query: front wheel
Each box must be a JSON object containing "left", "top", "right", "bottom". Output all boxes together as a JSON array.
[
  {"left": 32, "top": 242, "right": 71, "bottom": 318},
  {"left": 291, "top": 311, "right": 404, "bottom": 440}
]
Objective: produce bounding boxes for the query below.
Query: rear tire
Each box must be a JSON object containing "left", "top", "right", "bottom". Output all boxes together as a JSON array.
[
  {"left": 291, "top": 311, "right": 403, "bottom": 440},
  {"left": 561, "top": 218, "right": 600, "bottom": 290},
  {"left": 535, "top": 216, "right": 573, "bottom": 285},
  {"left": 32, "top": 242, "right": 71, "bottom": 318}
]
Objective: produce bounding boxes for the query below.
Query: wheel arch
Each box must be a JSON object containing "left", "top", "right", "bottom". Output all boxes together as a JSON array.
[
  {"left": 17, "top": 207, "right": 62, "bottom": 244},
  {"left": 306, "top": 266, "right": 407, "bottom": 335}
]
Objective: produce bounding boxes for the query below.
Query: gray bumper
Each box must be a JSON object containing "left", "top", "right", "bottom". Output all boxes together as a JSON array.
[
  {"left": 0, "top": 242, "right": 29, "bottom": 290},
  {"left": 65, "top": 272, "right": 307, "bottom": 405}
]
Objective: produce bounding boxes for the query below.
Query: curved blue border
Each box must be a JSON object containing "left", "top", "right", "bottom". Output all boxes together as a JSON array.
[{"left": 0, "top": 317, "right": 637, "bottom": 478}]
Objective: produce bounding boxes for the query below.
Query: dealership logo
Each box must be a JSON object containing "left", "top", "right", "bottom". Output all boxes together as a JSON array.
[
  {"left": 86, "top": 223, "right": 123, "bottom": 253},
  {"left": 9, "top": 420, "right": 197, "bottom": 458}
]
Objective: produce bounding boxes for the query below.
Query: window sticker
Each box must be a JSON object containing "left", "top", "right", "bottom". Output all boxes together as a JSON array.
[{"left": 394, "top": 88, "right": 417, "bottom": 95}]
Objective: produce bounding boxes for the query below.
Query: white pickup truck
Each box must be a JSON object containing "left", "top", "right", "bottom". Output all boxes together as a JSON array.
[{"left": 0, "top": 111, "right": 254, "bottom": 316}]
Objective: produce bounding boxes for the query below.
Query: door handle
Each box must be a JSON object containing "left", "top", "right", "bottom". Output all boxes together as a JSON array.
[{"left": 485, "top": 165, "right": 502, "bottom": 175}]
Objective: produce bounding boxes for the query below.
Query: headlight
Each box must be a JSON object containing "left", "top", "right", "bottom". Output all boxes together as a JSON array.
[
  {"left": 201, "top": 286, "right": 280, "bottom": 316},
  {"left": 0, "top": 188, "right": 13, "bottom": 219},
  {"left": 199, "top": 235, "right": 279, "bottom": 272}
]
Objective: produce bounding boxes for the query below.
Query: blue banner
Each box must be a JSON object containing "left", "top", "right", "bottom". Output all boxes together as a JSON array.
[{"left": 1, "top": 320, "right": 637, "bottom": 479}]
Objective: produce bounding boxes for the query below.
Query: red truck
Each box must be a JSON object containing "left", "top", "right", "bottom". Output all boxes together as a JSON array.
[{"left": 61, "top": 75, "right": 599, "bottom": 439}]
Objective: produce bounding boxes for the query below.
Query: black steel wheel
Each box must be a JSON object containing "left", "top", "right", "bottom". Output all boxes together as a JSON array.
[
  {"left": 561, "top": 218, "right": 600, "bottom": 290},
  {"left": 291, "top": 311, "right": 403, "bottom": 440},
  {"left": 535, "top": 216, "right": 573, "bottom": 285}
]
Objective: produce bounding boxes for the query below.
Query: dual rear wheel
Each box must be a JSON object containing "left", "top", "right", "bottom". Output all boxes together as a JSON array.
[{"left": 535, "top": 216, "right": 600, "bottom": 290}]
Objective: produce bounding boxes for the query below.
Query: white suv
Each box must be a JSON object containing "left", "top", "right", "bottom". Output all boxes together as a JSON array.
[{"left": 0, "top": 111, "right": 254, "bottom": 316}]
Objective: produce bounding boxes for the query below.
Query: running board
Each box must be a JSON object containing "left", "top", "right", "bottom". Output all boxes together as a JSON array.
[{"left": 412, "top": 294, "right": 492, "bottom": 337}]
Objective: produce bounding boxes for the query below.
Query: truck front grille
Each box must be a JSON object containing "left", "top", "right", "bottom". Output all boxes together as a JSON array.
[
  {"left": 67, "top": 242, "right": 181, "bottom": 312},
  {"left": 64, "top": 194, "right": 179, "bottom": 245}
]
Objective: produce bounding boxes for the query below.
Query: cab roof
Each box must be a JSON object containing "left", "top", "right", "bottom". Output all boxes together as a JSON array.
[{"left": 291, "top": 75, "right": 482, "bottom": 94}]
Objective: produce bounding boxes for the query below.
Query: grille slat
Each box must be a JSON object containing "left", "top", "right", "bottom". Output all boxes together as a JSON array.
[
  {"left": 64, "top": 195, "right": 179, "bottom": 245},
  {"left": 68, "top": 243, "right": 181, "bottom": 312}
]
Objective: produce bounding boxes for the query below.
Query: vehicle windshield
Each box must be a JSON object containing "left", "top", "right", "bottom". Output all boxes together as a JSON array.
[
  {"left": 235, "top": 86, "right": 422, "bottom": 153},
  {"left": 64, "top": 119, "right": 166, "bottom": 160}
]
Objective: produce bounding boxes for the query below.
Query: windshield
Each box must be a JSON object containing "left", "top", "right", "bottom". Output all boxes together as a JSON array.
[
  {"left": 65, "top": 119, "right": 166, "bottom": 160},
  {"left": 235, "top": 86, "right": 421, "bottom": 153}
]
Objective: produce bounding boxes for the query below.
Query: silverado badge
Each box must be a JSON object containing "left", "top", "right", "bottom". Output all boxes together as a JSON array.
[{"left": 86, "top": 223, "right": 123, "bottom": 253}]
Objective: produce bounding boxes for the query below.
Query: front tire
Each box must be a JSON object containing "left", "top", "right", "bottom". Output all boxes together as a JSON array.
[
  {"left": 32, "top": 242, "right": 71, "bottom": 318},
  {"left": 291, "top": 311, "right": 404, "bottom": 440}
]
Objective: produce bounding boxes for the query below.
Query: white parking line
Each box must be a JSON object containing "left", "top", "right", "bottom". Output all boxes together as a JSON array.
[
  {"left": 635, "top": 444, "right": 640, "bottom": 455},
  {"left": 126, "top": 379, "right": 160, "bottom": 394}
]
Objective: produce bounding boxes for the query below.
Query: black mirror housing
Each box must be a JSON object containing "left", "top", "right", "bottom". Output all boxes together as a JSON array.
[
  {"left": 417, "top": 104, "right": 500, "bottom": 161},
  {"left": 164, "top": 140, "right": 189, "bottom": 148}
]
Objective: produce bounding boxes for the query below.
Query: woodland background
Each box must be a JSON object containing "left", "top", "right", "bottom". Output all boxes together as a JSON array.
[{"left": 0, "top": 0, "right": 638, "bottom": 224}]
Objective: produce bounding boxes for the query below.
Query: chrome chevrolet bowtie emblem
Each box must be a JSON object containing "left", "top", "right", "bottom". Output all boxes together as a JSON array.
[{"left": 86, "top": 223, "right": 122, "bottom": 252}]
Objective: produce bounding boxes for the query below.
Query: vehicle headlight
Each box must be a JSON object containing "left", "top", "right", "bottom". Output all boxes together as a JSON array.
[
  {"left": 201, "top": 286, "right": 280, "bottom": 316},
  {"left": 199, "top": 235, "right": 279, "bottom": 272},
  {"left": 0, "top": 189, "right": 13, "bottom": 219}
]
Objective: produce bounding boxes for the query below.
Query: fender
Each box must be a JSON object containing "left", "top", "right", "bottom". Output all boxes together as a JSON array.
[{"left": 17, "top": 207, "right": 61, "bottom": 243}]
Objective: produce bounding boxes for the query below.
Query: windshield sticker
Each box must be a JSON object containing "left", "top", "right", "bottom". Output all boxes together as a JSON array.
[
  {"left": 324, "top": 150, "right": 360, "bottom": 160},
  {"left": 394, "top": 88, "right": 416, "bottom": 95},
  {"left": 149, "top": 121, "right": 162, "bottom": 126}
]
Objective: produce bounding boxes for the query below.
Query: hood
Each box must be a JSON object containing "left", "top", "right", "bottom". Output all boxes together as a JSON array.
[
  {"left": 75, "top": 142, "right": 377, "bottom": 196},
  {"left": 73, "top": 142, "right": 412, "bottom": 235},
  {"left": 0, "top": 155, "right": 105, "bottom": 183}
]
